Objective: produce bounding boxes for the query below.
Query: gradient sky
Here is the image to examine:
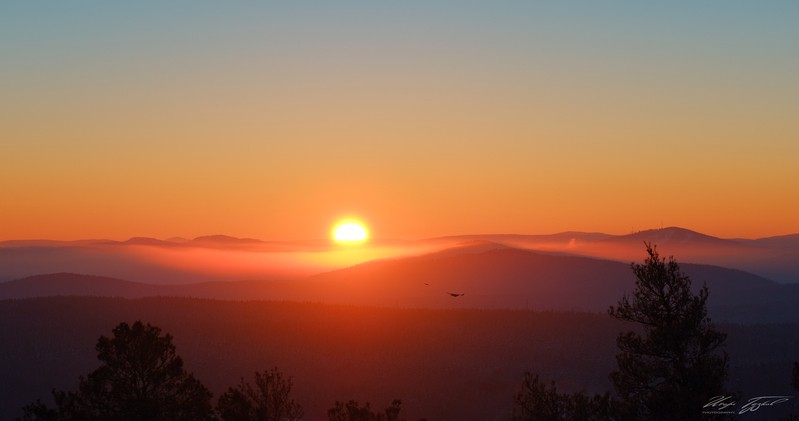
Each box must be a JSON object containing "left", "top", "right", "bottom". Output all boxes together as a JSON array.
[{"left": 2, "top": 2, "right": 798, "bottom": 241}]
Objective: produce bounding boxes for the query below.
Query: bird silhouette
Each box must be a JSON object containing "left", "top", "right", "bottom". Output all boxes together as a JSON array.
[{"left": 447, "top": 292, "right": 464, "bottom": 297}]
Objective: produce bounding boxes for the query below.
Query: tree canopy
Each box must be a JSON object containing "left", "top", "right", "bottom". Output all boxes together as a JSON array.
[
  {"left": 512, "top": 373, "right": 612, "bottom": 421},
  {"left": 217, "top": 368, "right": 303, "bottom": 421},
  {"left": 23, "top": 321, "right": 214, "bottom": 421},
  {"left": 608, "top": 244, "right": 728, "bottom": 420},
  {"left": 327, "top": 399, "right": 403, "bottom": 421}
]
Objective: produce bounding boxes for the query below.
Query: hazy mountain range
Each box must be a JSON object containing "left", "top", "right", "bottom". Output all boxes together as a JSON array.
[
  {"left": 3, "top": 227, "right": 799, "bottom": 419},
  {"left": 432, "top": 227, "right": 799, "bottom": 284},
  {"left": 2, "top": 238, "right": 798, "bottom": 324},
  {"left": 1, "top": 227, "right": 798, "bottom": 285}
]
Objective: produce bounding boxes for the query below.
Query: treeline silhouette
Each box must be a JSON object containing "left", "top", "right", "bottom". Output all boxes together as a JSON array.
[
  {"left": 6, "top": 246, "right": 799, "bottom": 419},
  {"left": 3, "top": 300, "right": 622, "bottom": 419},
  {"left": 21, "top": 320, "right": 415, "bottom": 420}
]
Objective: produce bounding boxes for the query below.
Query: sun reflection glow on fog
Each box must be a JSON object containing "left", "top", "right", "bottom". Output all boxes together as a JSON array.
[{"left": 119, "top": 240, "right": 435, "bottom": 282}]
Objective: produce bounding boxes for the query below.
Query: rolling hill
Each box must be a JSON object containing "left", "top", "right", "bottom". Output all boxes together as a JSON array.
[
  {"left": 564, "top": 227, "right": 799, "bottom": 283},
  {"left": 3, "top": 244, "right": 797, "bottom": 323},
  {"left": 1, "top": 227, "right": 797, "bottom": 284},
  {"left": 1, "top": 297, "right": 798, "bottom": 420}
]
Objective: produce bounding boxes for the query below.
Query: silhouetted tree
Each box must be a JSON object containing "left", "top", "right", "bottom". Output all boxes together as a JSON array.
[
  {"left": 22, "top": 321, "right": 213, "bottom": 421},
  {"left": 608, "top": 244, "right": 728, "bottom": 420},
  {"left": 217, "top": 367, "right": 303, "bottom": 421},
  {"left": 20, "top": 400, "right": 59, "bottom": 421},
  {"left": 512, "top": 373, "right": 612, "bottom": 421},
  {"left": 328, "top": 399, "right": 403, "bottom": 421}
]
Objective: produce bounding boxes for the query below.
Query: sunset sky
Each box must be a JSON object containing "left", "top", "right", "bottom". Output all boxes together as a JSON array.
[{"left": 2, "top": 2, "right": 798, "bottom": 241}]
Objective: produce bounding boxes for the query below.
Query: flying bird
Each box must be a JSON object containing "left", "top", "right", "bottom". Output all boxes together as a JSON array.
[{"left": 447, "top": 292, "right": 464, "bottom": 297}]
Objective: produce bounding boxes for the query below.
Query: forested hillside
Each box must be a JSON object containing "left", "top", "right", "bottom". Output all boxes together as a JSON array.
[{"left": 2, "top": 297, "right": 798, "bottom": 420}]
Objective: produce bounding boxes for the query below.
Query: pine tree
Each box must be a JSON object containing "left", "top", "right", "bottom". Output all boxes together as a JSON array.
[{"left": 608, "top": 244, "right": 728, "bottom": 420}]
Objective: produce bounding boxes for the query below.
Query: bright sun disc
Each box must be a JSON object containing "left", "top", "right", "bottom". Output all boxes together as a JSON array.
[{"left": 333, "top": 221, "right": 369, "bottom": 244}]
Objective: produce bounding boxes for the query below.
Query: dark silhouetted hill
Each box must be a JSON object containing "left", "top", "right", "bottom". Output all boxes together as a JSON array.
[
  {"left": 1, "top": 297, "right": 798, "bottom": 420},
  {"left": 4, "top": 245, "right": 798, "bottom": 323},
  {"left": 417, "top": 227, "right": 799, "bottom": 283},
  {"left": 2, "top": 227, "right": 798, "bottom": 284},
  {"left": 563, "top": 227, "right": 799, "bottom": 283},
  {"left": 305, "top": 247, "right": 634, "bottom": 311},
  {"left": 736, "top": 233, "right": 799, "bottom": 249},
  {"left": 189, "top": 235, "right": 266, "bottom": 248},
  {"left": 0, "top": 273, "right": 303, "bottom": 302},
  {"left": 426, "top": 231, "right": 614, "bottom": 247},
  {"left": 614, "top": 227, "right": 738, "bottom": 247},
  {"left": 0, "top": 273, "right": 161, "bottom": 299},
  {"left": 118, "top": 237, "right": 180, "bottom": 247},
  {"left": 304, "top": 246, "right": 799, "bottom": 323}
]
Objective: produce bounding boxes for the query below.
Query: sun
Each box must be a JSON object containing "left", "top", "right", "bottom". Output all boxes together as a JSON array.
[{"left": 332, "top": 220, "right": 369, "bottom": 244}]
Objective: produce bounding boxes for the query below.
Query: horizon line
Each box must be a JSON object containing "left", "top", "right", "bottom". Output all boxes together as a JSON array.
[{"left": 2, "top": 226, "right": 798, "bottom": 244}]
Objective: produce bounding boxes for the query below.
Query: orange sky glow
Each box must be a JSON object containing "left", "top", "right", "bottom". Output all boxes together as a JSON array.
[{"left": 1, "top": 3, "right": 797, "bottom": 242}]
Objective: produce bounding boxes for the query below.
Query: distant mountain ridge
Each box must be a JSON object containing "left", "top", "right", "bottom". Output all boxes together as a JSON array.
[
  {"left": 0, "top": 273, "right": 162, "bottom": 299},
  {"left": 611, "top": 227, "right": 739, "bottom": 246},
  {"left": 2, "top": 227, "right": 796, "bottom": 248},
  {"left": 3, "top": 244, "right": 798, "bottom": 323},
  {"left": 735, "top": 233, "right": 799, "bottom": 248},
  {"left": 428, "top": 231, "right": 614, "bottom": 245},
  {"left": 1, "top": 226, "right": 797, "bottom": 284}
]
